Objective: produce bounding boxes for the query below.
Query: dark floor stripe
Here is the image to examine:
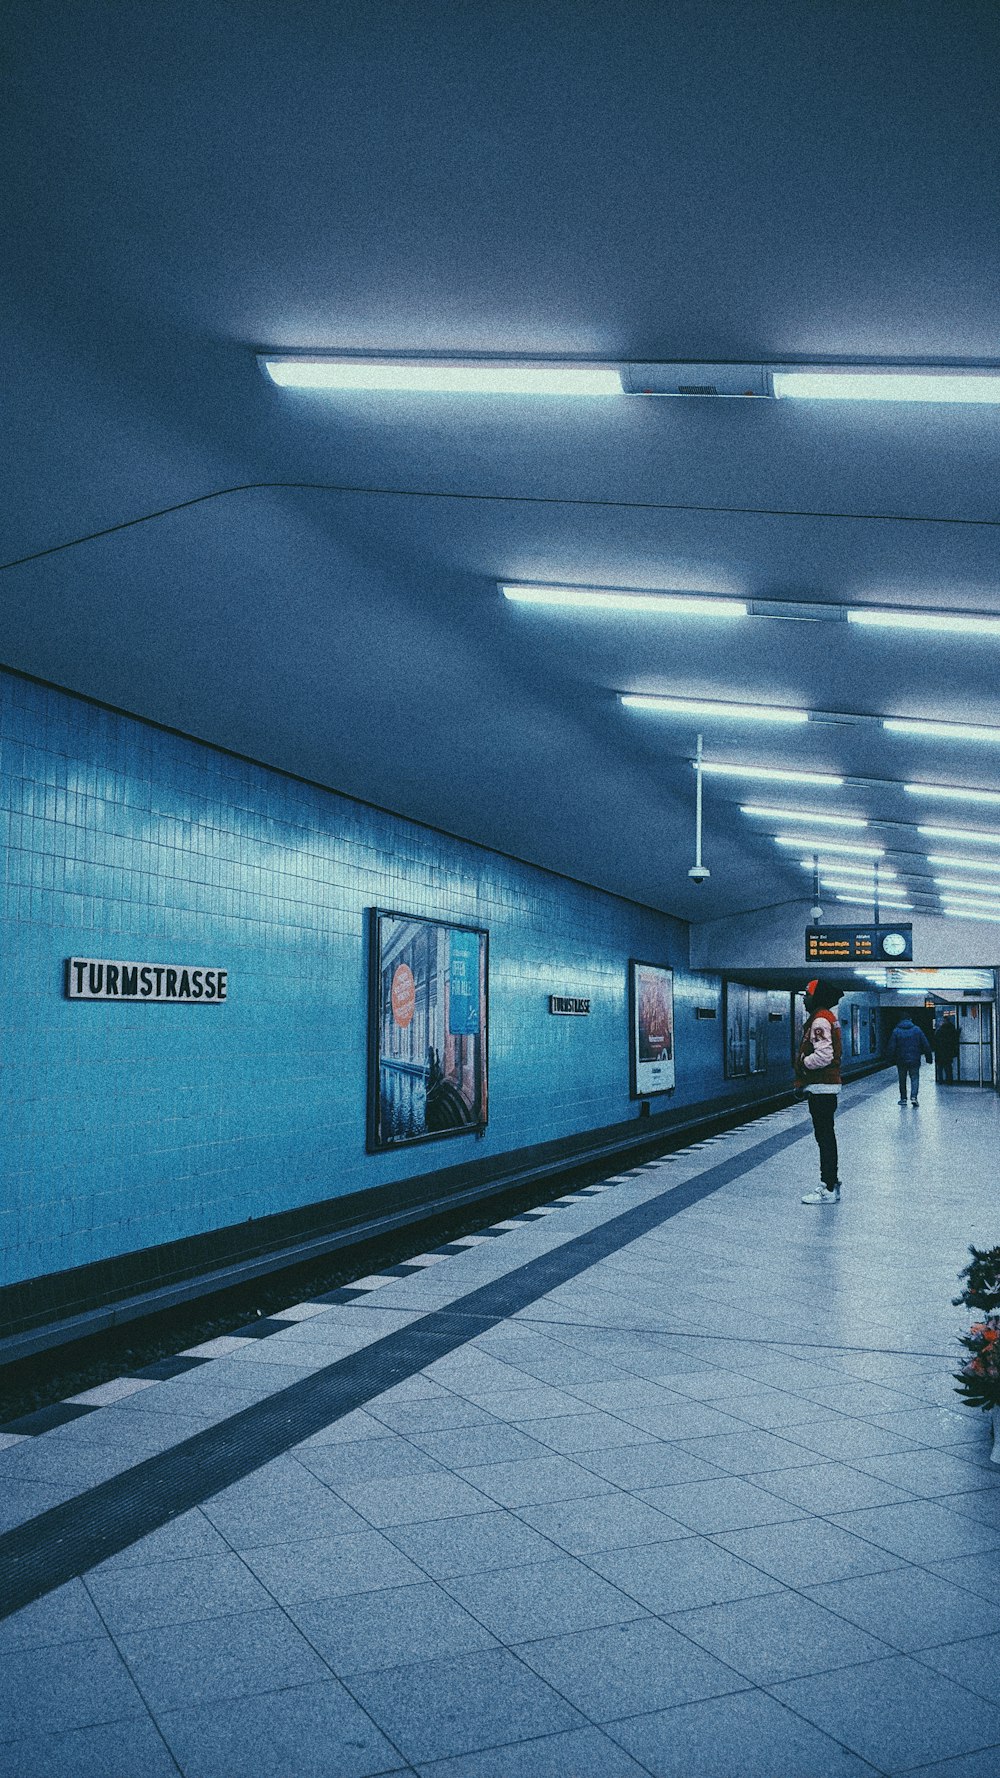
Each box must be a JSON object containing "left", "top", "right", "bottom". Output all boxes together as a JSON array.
[
  {"left": 0, "top": 1094, "right": 876, "bottom": 1620},
  {"left": 2, "top": 1402, "right": 97, "bottom": 1437}
]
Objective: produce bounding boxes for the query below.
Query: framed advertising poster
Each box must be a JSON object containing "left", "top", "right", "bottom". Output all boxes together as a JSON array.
[
  {"left": 851, "top": 1003, "right": 861, "bottom": 1057},
  {"left": 368, "top": 909, "right": 488, "bottom": 1150},
  {"left": 725, "top": 981, "right": 750, "bottom": 1078},
  {"left": 630, "top": 960, "right": 675, "bottom": 1096},
  {"left": 747, "top": 986, "right": 769, "bottom": 1074}
]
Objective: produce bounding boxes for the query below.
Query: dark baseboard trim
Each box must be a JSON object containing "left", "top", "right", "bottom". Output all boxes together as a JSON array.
[{"left": 0, "top": 1063, "right": 888, "bottom": 1366}]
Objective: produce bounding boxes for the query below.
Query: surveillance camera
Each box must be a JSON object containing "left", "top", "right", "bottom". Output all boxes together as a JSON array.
[
  {"left": 688, "top": 864, "right": 711, "bottom": 884},
  {"left": 810, "top": 904, "right": 824, "bottom": 923}
]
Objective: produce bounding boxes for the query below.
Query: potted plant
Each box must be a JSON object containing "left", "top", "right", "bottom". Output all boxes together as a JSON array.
[{"left": 953, "top": 1245, "right": 1000, "bottom": 1463}]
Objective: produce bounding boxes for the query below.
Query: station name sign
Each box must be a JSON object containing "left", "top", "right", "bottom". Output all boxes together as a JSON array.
[
  {"left": 549, "top": 995, "right": 591, "bottom": 1015},
  {"left": 805, "top": 924, "right": 913, "bottom": 963},
  {"left": 66, "top": 957, "right": 228, "bottom": 1002}
]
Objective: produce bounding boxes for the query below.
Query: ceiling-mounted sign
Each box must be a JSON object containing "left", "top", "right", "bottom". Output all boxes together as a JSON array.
[
  {"left": 66, "top": 958, "right": 228, "bottom": 1001},
  {"left": 549, "top": 995, "right": 591, "bottom": 1015},
  {"left": 805, "top": 924, "right": 913, "bottom": 963}
]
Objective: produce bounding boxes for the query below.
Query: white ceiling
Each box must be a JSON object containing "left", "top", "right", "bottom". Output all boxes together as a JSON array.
[{"left": 3, "top": 1, "right": 1000, "bottom": 926}]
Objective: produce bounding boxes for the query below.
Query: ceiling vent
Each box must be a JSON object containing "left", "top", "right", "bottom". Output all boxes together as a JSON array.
[{"left": 623, "top": 363, "right": 770, "bottom": 397}]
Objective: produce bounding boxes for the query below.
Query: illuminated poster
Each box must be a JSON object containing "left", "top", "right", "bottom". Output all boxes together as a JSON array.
[
  {"left": 725, "top": 981, "right": 750, "bottom": 1078},
  {"left": 368, "top": 910, "right": 488, "bottom": 1149},
  {"left": 630, "top": 961, "right": 675, "bottom": 1096}
]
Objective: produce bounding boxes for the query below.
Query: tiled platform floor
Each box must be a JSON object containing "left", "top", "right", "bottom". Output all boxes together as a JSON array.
[{"left": 1, "top": 1073, "right": 999, "bottom": 1776}]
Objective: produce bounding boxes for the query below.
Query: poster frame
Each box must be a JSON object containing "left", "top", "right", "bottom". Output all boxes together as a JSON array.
[
  {"left": 724, "top": 979, "right": 750, "bottom": 1079},
  {"left": 367, "top": 907, "right": 489, "bottom": 1153},
  {"left": 629, "top": 959, "right": 675, "bottom": 1098}
]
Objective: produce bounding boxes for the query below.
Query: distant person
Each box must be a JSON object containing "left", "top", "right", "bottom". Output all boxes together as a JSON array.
[
  {"left": 933, "top": 1014, "right": 960, "bottom": 1084},
  {"left": 887, "top": 1014, "right": 933, "bottom": 1104},
  {"left": 794, "top": 978, "right": 844, "bottom": 1205}
]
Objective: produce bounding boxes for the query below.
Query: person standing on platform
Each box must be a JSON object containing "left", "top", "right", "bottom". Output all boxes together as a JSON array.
[
  {"left": 887, "top": 1013, "right": 933, "bottom": 1104},
  {"left": 933, "top": 1014, "right": 960, "bottom": 1084},
  {"left": 795, "top": 978, "right": 844, "bottom": 1205}
]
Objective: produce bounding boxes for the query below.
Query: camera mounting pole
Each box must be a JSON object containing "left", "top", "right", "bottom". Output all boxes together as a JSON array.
[{"left": 688, "top": 733, "right": 711, "bottom": 883}]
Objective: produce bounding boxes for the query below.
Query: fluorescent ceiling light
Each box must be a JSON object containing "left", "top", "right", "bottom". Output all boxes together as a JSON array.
[
  {"left": 743, "top": 805, "right": 866, "bottom": 828},
  {"left": 849, "top": 610, "right": 1000, "bottom": 638},
  {"left": 918, "top": 825, "right": 1000, "bottom": 846},
  {"left": 905, "top": 783, "right": 1000, "bottom": 805},
  {"left": 928, "top": 854, "right": 1000, "bottom": 874},
  {"left": 943, "top": 908, "right": 1000, "bottom": 923},
  {"left": 836, "top": 894, "right": 913, "bottom": 910},
  {"left": 775, "top": 837, "right": 883, "bottom": 857},
  {"left": 801, "top": 860, "right": 898, "bottom": 877},
  {"left": 814, "top": 870, "right": 899, "bottom": 886},
  {"left": 935, "top": 876, "right": 1000, "bottom": 894},
  {"left": 942, "top": 899, "right": 1000, "bottom": 917},
  {"left": 885, "top": 718, "right": 1000, "bottom": 743},
  {"left": 699, "top": 763, "right": 844, "bottom": 787},
  {"left": 623, "top": 695, "right": 808, "bottom": 724},
  {"left": 501, "top": 585, "right": 746, "bottom": 616},
  {"left": 772, "top": 369, "right": 1000, "bottom": 403},
  {"left": 259, "top": 356, "right": 624, "bottom": 395}
]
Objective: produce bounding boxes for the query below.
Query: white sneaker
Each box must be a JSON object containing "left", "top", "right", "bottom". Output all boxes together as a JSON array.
[{"left": 801, "top": 1184, "right": 841, "bottom": 1204}]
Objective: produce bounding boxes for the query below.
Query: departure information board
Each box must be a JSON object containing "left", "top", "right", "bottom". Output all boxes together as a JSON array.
[{"left": 805, "top": 924, "right": 913, "bottom": 963}]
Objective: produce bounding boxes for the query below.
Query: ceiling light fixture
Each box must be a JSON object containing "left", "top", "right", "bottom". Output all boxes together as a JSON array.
[
  {"left": 772, "top": 368, "right": 1000, "bottom": 403},
  {"left": 501, "top": 585, "right": 747, "bottom": 616},
  {"left": 934, "top": 876, "right": 1000, "bottom": 894},
  {"left": 836, "top": 894, "right": 914, "bottom": 910},
  {"left": 905, "top": 783, "right": 1000, "bottom": 805},
  {"left": 941, "top": 899, "right": 1000, "bottom": 917},
  {"left": 812, "top": 868, "right": 899, "bottom": 884},
  {"left": 918, "top": 825, "right": 1000, "bottom": 847},
  {"left": 849, "top": 611, "right": 1000, "bottom": 639},
  {"left": 623, "top": 695, "right": 808, "bottom": 724},
  {"left": 943, "top": 908, "right": 1000, "bottom": 924},
  {"left": 742, "top": 806, "right": 867, "bottom": 828},
  {"left": 885, "top": 718, "right": 1000, "bottom": 743},
  {"left": 698, "top": 763, "right": 844, "bottom": 787},
  {"left": 775, "top": 837, "right": 883, "bottom": 857},
  {"left": 927, "top": 854, "right": 1000, "bottom": 874},
  {"left": 259, "top": 356, "right": 624, "bottom": 395}
]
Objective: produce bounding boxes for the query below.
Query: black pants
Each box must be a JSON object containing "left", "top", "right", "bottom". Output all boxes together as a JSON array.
[
  {"left": 807, "top": 1093, "right": 839, "bottom": 1187},
  {"left": 936, "top": 1059, "right": 955, "bottom": 1083},
  {"left": 896, "top": 1062, "right": 921, "bottom": 1100}
]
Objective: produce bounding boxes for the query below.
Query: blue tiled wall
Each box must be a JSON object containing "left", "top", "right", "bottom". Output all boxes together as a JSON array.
[{"left": 4, "top": 669, "right": 819, "bottom": 1290}]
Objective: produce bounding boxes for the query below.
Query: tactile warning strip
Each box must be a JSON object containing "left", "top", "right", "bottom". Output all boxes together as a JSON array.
[{"left": 0, "top": 1117, "right": 816, "bottom": 1620}]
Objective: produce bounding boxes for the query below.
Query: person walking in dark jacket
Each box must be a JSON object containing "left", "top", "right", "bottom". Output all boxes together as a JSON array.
[
  {"left": 887, "top": 1015, "right": 933, "bottom": 1104},
  {"left": 933, "top": 1015, "right": 960, "bottom": 1084}
]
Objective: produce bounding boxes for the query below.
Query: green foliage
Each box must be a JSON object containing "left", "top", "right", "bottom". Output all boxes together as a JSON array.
[
  {"left": 952, "top": 1245, "right": 1000, "bottom": 1314},
  {"left": 953, "top": 1317, "right": 1000, "bottom": 1413}
]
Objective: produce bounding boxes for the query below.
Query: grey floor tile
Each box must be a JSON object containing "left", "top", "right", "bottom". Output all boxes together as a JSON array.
[
  {"left": 852, "top": 1447, "right": 1000, "bottom": 1499},
  {"left": 240, "top": 1528, "right": 426, "bottom": 1605},
  {"left": 675, "top": 1427, "right": 828, "bottom": 1475},
  {"left": 756, "top": 1459, "right": 917, "bottom": 1513},
  {"left": 385, "top": 1508, "right": 559, "bottom": 1577},
  {"left": 117, "top": 1606, "right": 330, "bottom": 1713},
  {"left": 516, "top": 1491, "right": 690, "bottom": 1554},
  {"left": 901, "top": 1747, "right": 1000, "bottom": 1777},
  {"left": 0, "top": 1479, "right": 77, "bottom": 1530},
  {"left": 0, "top": 1440, "right": 132, "bottom": 1488},
  {"left": 916, "top": 1631, "right": 1000, "bottom": 1705},
  {"left": 337, "top": 1471, "right": 495, "bottom": 1527},
  {"left": 200, "top": 1455, "right": 370, "bottom": 1548},
  {"left": 368, "top": 1397, "right": 500, "bottom": 1433},
  {"left": 88, "top": 1511, "right": 230, "bottom": 1575},
  {"left": 295, "top": 1409, "right": 396, "bottom": 1447},
  {"left": 714, "top": 1516, "right": 904, "bottom": 1587},
  {"left": 828, "top": 1499, "right": 1000, "bottom": 1564},
  {"left": 0, "top": 1714, "right": 181, "bottom": 1777},
  {"left": 0, "top": 1638, "right": 147, "bottom": 1743},
  {"left": 668, "top": 1586, "right": 894, "bottom": 1682},
  {"left": 929, "top": 1548, "right": 1000, "bottom": 1603},
  {"left": 769, "top": 1654, "right": 1000, "bottom": 1772},
  {"left": 414, "top": 1722, "right": 651, "bottom": 1776},
  {"left": 514, "top": 1615, "right": 747, "bottom": 1720},
  {"left": 871, "top": 1406, "right": 987, "bottom": 1447},
  {"left": 775, "top": 1415, "right": 923, "bottom": 1461},
  {"left": 345, "top": 1646, "right": 582, "bottom": 1765},
  {"left": 942, "top": 1487, "right": 1000, "bottom": 1530},
  {"left": 606, "top": 1685, "right": 882, "bottom": 1776},
  {"left": 514, "top": 1412, "right": 658, "bottom": 1454},
  {"left": 296, "top": 1436, "right": 443, "bottom": 1488},
  {"left": 456, "top": 1454, "right": 614, "bottom": 1508},
  {"left": 443, "top": 1556, "right": 642, "bottom": 1642},
  {"left": 804, "top": 1564, "right": 1000, "bottom": 1652},
  {"left": 586, "top": 1536, "right": 780, "bottom": 1614},
  {"left": 575, "top": 1441, "right": 725, "bottom": 1490},
  {"left": 83, "top": 1551, "right": 274, "bottom": 1635},
  {"left": 411, "top": 1426, "right": 547, "bottom": 1468},
  {"left": 636, "top": 1475, "right": 808, "bottom": 1533},
  {"left": 465, "top": 1385, "right": 587, "bottom": 1422},
  {"left": 0, "top": 1580, "right": 106, "bottom": 1653},
  {"left": 156, "top": 1678, "right": 404, "bottom": 1778},
  {"left": 289, "top": 1581, "right": 499, "bottom": 1673}
]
